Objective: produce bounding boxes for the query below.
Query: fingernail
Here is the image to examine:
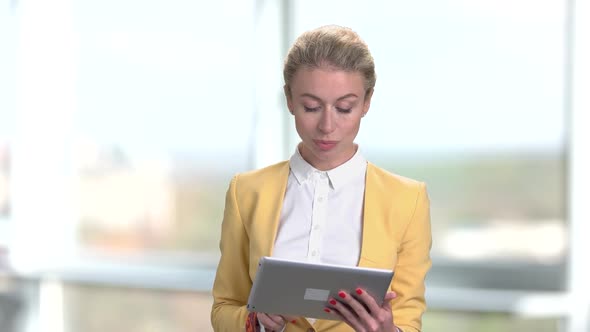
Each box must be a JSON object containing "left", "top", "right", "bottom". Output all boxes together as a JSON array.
[
  {"left": 329, "top": 299, "right": 337, "bottom": 305},
  {"left": 338, "top": 291, "right": 346, "bottom": 298},
  {"left": 291, "top": 320, "right": 297, "bottom": 324},
  {"left": 324, "top": 308, "right": 331, "bottom": 313},
  {"left": 356, "top": 288, "right": 363, "bottom": 295}
]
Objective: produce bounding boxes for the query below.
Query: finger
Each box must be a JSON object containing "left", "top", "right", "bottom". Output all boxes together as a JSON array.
[
  {"left": 382, "top": 291, "right": 397, "bottom": 310},
  {"left": 257, "top": 313, "right": 285, "bottom": 331},
  {"left": 267, "top": 313, "right": 285, "bottom": 325},
  {"left": 353, "top": 287, "right": 381, "bottom": 314},
  {"left": 267, "top": 313, "right": 287, "bottom": 329},
  {"left": 280, "top": 314, "right": 298, "bottom": 324},
  {"left": 336, "top": 290, "right": 377, "bottom": 329},
  {"left": 326, "top": 298, "right": 365, "bottom": 331}
]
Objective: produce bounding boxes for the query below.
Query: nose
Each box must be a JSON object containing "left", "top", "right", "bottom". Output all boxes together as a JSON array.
[{"left": 318, "top": 109, "right": 335, "bottom": 134}]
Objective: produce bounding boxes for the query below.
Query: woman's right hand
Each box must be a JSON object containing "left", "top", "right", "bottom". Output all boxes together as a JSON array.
[{"left": 257, "top": 313, "right": 297, "bottom": 332}]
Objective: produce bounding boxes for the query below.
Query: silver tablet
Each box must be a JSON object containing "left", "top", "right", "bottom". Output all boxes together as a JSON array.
[{"left": 247, "top": 256, "right": 394, "bottom": 320}]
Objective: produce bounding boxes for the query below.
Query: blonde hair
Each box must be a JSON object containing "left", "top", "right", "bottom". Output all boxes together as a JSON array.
[{"left": 283, "top": 25, "right": 376, "bottom": 96}]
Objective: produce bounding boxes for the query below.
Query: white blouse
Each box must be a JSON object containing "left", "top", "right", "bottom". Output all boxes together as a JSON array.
[{"left": 272, "top": 146, "right": 367, "bottom": 266}]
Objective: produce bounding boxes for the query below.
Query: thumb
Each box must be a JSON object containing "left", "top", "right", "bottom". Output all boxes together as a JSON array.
[
  {"left": 281, "top": 315, "right": 298, "bottom": 324},
  {"left": 382, "top": 291, "right": 397, "bottom": 309}
]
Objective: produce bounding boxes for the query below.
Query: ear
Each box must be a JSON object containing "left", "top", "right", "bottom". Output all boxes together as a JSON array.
[
  {"left": 284, "top": 85, "right": 294, "bottom": 115},
  {"left": 362, "top": 88, "right": 374, "bottom": 117}
]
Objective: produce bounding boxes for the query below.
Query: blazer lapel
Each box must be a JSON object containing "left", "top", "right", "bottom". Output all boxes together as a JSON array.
[
  {"left": 252, "top": 162, "right": 291, "bottom": 261},
  {"left": 358, "top": 163, "right": 378, "bottom": 268},
  {"left": 357, "top": 163, "right": 397, "bottom": 269}
]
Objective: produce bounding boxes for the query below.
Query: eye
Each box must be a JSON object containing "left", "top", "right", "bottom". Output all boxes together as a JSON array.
[
  {"left": 304, "top": 106, "right": 320, "bottom": 112},
  {"left": 336, "top": 107, "right": 352, "bottom": 113}
]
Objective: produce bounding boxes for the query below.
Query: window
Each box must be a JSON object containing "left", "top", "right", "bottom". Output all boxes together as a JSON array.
[
  {"left": 5, "top": 0, "right": 268, "bottom": 330},
  {"left": 70, "top": 0, "right": 256, "bottom": 258},
  {"left": 9, "top": 0, "right": 258, "bottom": 270}
]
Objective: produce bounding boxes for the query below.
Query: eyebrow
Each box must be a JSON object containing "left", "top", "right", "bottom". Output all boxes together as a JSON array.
[{"left": 299, "top": 93, "right": 359, "bottom": 102}]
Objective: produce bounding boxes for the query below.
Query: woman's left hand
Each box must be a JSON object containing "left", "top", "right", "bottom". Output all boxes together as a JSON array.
[{"left": 325, "top": 289, "right": 398, "bottom": 332}]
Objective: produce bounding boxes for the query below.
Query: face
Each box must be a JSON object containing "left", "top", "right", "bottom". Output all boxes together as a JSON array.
[{"left": 285, "top": 66, "right": 372, "bottom": 171}]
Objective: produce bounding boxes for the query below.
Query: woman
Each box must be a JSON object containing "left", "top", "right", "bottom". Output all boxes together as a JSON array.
[{"left": 211, "top": 25, "right": 432, "bottom": 332}]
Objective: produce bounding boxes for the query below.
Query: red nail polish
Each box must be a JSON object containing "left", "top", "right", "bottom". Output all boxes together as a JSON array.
[
  {"left": 338, "top": 291, "right": 346, "bottom": 298},
  {"left": 329, "top": 299, "right": 337, "bottom": 305},
  {"left": 356, "top": 288, "right": 363, "bottom": 295},
  {"left": 324, "top": 308, "right": 331, "bottom": 313},
  {"left": 291, "top": 320, "right": 296, "bottom": 324}
]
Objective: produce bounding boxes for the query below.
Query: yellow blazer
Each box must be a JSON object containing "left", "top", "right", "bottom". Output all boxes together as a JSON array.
[{"left": 211, "top": 161, "right": 432, "bottom": 332}]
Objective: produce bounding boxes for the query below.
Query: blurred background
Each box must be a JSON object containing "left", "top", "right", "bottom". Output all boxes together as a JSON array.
[{"left": 0, "top": 0, "right": 588, "bottom": 331}]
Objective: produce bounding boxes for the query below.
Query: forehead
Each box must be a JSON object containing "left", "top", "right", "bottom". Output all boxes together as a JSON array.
[{"left": 290, "top": 66, "right": 365, "bottom": 99}]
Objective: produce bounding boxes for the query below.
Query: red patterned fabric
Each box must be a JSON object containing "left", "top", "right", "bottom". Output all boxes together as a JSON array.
[{"left": 245, "top": 312, "right": 258, "bottom": 332}]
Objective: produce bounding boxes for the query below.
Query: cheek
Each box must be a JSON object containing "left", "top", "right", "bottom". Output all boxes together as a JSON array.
[
  {"left": 295, "top": 116, "right": 315, "bottom": 131},
  {"left": 343, "top": 118, "right": 362, "bottom": 136},
  {"left": 294, "top": 117, "right": 311, "bottom": 138}
]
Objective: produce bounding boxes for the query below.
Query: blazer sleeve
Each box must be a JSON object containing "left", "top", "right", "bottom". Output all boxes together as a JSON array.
[
  {"left": 211, "top": 175, "right": 252, "bottom": 332},
  {"left": 392, "top": 183, "right": 432, "bottom": 332}
]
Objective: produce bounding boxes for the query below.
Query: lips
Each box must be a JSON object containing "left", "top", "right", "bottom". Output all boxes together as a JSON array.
[{"left": 314, "top": 140, "right": 337, "bottom": 151}]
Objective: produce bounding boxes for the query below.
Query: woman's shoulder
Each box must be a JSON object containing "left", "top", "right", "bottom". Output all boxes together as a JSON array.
[
  {"left": 230, "top": 160, "right": 290, "bottom": 189},
  {"left": 366, "top": 162, "right": 426, "bottom": 191},
  {"left": 239, "top": 160, "right": 290, "bottom": 178}
]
